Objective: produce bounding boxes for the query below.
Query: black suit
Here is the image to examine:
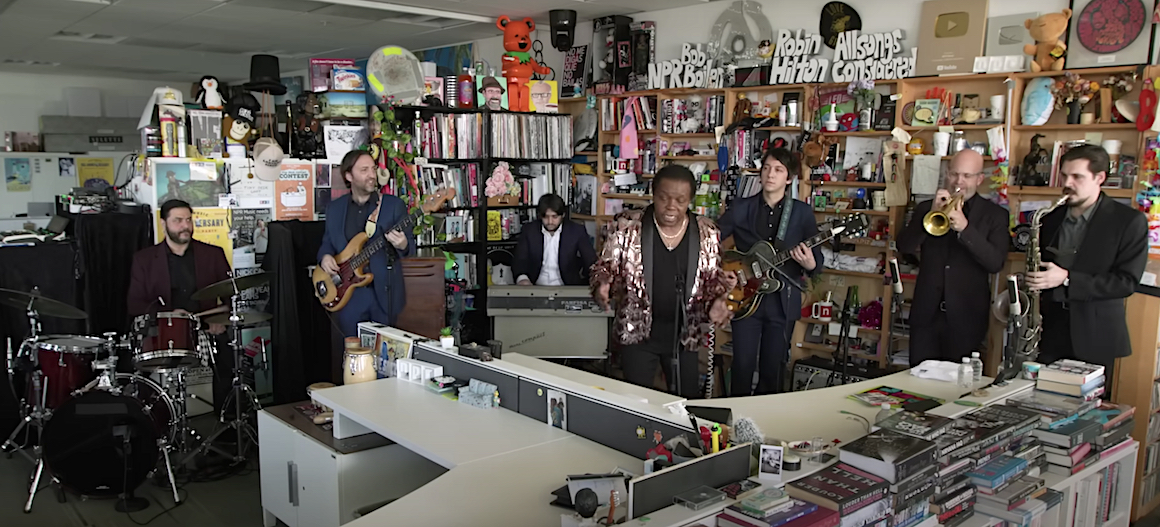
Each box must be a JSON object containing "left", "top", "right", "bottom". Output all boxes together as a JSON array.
[
  {"left": 897, "top": 194, "right": 1009, "bottom": 366},
  {"left": 512, "top": 220, "right": 596, "bottom": 286},
  {"left": 718, "top": 195, "right": 823, "bottom": 395},
  {"left": 1039, "top": 194, "right": 1147, "bottom": 371}
]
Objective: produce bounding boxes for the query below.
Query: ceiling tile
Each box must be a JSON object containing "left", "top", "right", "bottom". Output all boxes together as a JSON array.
[
  {"left": 7, "top": 0, "right": 105, "bottom": 19},
  {"left": 106, "top": 0, "right": 224, "bottom": 16}
]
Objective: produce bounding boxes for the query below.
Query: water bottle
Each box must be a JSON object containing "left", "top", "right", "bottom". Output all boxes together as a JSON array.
[
  {"left": 875, "top": 403, "right": 893, "bottom": 424},
  {"left": 958, "top": 357, "right": 973, "bottom": 391},
  {"left": 970, "top": 352, "right": 983, "bottom": 384}
]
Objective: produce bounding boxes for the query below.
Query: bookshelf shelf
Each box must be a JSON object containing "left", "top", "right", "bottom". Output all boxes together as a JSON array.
[
  {"left": 660, "top": 155, "right": 716, "bottom": 161},
  {"left": 657, "top": 133, "right": 716, "bottom": 138},
  {"left": 900, "top": 124, "right": 999, "bottom": 131},
  {"left": 813, "top": 208, "right": 891, "bottom": 216},
  {"left": 807, "top": 180, "right": 888, "bottom": 188},
  {"left": 825, "top": 130, "right": 893, "bottom": 137},
  {"left": 796, "top": 342, "right": 879, "bottom": 360},
  {"left": 823, "top": 269, "right": 884, "bottom": 280},
  {"left": 1008, "top": 186, "right": 1135, "bottom": 199},
  {"left": 603, "top": 193, "right": 652, "bottom": 200},
  {"left": 1013, "top": 123, "right": 1136, "bottom": 131}
]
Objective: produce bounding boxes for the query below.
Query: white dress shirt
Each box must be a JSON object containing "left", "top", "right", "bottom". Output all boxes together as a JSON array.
[{"left": 518, "top": 226, "right": 564, "bottom": 286}]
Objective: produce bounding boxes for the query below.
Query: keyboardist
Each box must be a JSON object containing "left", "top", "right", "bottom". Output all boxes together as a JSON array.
[{"left": 513, "top": 193, "right": 596, "bottom": 286}]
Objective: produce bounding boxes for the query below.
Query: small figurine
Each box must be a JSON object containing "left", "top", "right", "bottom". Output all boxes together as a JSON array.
[
  {"left": 195, "top": 76, "right": 224, "bottom": 110},
  {"left": 223, "top": 92, "right": 261, "bottom": 158},
  {"left": 757, "top": 39, "right": 774, "bottom": 61}
]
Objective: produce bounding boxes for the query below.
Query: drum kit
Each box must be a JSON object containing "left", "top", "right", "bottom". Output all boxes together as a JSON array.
[{"left": 0, "top": 272, "right": 271, "bottom": 513}]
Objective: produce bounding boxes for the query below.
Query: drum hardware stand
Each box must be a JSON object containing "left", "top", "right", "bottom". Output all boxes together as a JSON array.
[
  {"left": 181, "top": 278, "right": 262, "bottom": 466},
  {"left": 148, "top": 438, "right": 182, "bottom": 506},
  {"left": 114, "top": 425, "right": 149, "bottom": 513}
]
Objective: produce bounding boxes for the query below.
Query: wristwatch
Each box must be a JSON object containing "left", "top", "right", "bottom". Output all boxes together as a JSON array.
[{"left": 1062, "top": 276, "right": 1070, "bottom": 288}]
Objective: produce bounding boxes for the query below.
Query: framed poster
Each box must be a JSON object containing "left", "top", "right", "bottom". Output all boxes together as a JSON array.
[
  {"left": 985, "top": 13, "right": 1039, "bottom": 58},
  {"left": 1067, "top": 0, "right": 1152, "bottom": 68}
]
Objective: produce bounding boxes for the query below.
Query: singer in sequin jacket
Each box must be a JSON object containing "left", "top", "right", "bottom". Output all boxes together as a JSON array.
[{"left": 589, "top": 209, "right": 729, "bottom": 350}]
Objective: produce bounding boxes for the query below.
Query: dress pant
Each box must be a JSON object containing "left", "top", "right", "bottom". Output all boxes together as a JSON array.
[
  {"left": 908, "top": 310, "right": 978, "bottom": 367},
  {"left": 620, "top": 339, "right": 700, "bottom": 399},
  {"left": 1038, "top": 300, "right": 1115, "bottom": 386},
  {"left": 334, "top": 286, "right": 389, "bottom": 338},
  {"left": 729, "top": 297, "right": 789, "bottom": 396}
]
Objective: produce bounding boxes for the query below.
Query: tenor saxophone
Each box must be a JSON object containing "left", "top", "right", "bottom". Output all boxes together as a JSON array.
[{"left": 1018, "top": 195, "right": 1070, "bottom": 360}]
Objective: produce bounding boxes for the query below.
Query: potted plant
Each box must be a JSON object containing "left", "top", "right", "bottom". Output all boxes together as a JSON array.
[
  {"left": 439, "top": 327, "right": 455, "bottom": 349},
  {"left": 847, "top": 79, "right": 877, "bottom": 131}
]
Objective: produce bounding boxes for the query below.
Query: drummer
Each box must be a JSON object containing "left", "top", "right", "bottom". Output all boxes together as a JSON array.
[{"left": 127, "top": 200, "right": 233, "bottom": 421}]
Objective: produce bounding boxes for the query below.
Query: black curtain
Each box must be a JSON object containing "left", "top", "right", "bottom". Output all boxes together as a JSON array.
[
  {"left": 263, "top": 220, "right": 332, "bottom": 405},
  {"left": 0, "top": 243, "right": 85, "bottom": 437},
  {"left": 74, "top": 212, "right": 153, "bottom": 334}
]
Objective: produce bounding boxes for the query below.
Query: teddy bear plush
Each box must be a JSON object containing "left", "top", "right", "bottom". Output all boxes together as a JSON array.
[
  {"left": 497, "top": 15, "right": 551, "bottom": 112},
  {"left": 1023, "top": 9, "right": 1072, "bottom": 72}
]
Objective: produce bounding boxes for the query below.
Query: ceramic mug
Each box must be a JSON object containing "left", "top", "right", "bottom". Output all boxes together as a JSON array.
[{"left": 812, "top": 301, "right": 834, "bottom": 322}]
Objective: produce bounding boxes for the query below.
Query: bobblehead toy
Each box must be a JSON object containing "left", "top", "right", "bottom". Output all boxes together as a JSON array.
[
  {"left": 195, "top": 75, "right": 224, "bottom": 110},
  {"left": 497, "top": 15, "right": 551, "bottom": 112},
  {"left": 223, "top": 92, "right": 261, "bottom": 158}
]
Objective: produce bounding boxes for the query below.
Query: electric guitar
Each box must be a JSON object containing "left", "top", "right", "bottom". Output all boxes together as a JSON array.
[
  {"left": 313, "top": 188, "right": 456, "bottom": 312},
  {"left": 723, "top": 213, "right": 869, "bottom": 320}
]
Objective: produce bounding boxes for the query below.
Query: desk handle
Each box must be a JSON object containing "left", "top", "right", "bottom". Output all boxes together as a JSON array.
[{"left": 287, "top": 461, "right": 299, "bottom": 506}]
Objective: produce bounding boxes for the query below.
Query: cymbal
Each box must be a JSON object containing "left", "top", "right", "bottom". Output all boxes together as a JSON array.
[
  {"left": 0, "top": 288, "right": 87, "bottom": 319},
  {"left": 191, "top": 272, "right": 272, "bottom": 301},
  {"left": 204, "top": 312, "right": 273, "bottom": 326}
]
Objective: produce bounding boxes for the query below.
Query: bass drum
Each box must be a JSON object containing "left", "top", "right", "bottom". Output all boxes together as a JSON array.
[{"left": 40, "top": 374, "right": 175, "bottom": 498}]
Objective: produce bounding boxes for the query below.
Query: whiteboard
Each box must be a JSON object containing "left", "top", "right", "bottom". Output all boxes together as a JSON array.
[{"left": 0, "top": 151, "right": 135, "bottom": 218}]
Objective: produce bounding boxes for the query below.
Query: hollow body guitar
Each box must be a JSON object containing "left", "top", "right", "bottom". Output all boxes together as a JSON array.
[
  {"left": 722, "top": 213, "right": 869, "bottom": 320},
  {"left": 313, "top": 188, "right": 455, "bottom": 312}
]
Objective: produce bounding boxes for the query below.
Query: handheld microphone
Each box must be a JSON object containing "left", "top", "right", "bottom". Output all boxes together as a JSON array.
[
  {"left": 889, "top": 258, "right": 903, "bottom": 295},
  {"left": 1007, "top": 275, "right": 1021, "bottom": 317}
]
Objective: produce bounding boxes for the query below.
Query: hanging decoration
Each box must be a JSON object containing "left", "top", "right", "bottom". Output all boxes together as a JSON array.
[
  {"left": 770, "top": 30, "right": 829, "bottom": 84},
  {"left": 819, "top": 2, "right": 863, "bottom": 49},
  {"left": 830, "top": 30, "right": 916, "bottom": 83},
  {"left": 706, "top": 0, "right": 774, "bottom": 66},
  {"left": 647, "top": 43, "right": 725, "bottom": 90}
]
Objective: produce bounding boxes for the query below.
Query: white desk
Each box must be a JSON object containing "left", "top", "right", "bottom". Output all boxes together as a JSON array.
[{"left": 299, "top": 359, "right": 1038, "bottom": 527}]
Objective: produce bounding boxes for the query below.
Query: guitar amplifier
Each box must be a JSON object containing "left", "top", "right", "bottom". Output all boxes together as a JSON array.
[{"left": 791, "top": 355, "right": 891, "bottom": 392}]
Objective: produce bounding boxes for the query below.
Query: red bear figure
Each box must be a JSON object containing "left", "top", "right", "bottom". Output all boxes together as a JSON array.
[{"left": 497, "top": 15, "right": 551, "bottom": 112}]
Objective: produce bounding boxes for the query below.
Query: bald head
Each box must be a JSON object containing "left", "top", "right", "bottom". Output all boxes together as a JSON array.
[{"left": 946, "top": 149, "right": 986, "bottom": 199}]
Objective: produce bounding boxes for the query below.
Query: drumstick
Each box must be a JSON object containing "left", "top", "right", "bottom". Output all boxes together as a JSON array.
[{"left": 193, "top": 305, "right": 229, "bottom": 318}]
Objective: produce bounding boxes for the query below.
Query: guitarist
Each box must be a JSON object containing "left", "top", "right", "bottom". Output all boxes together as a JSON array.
[
  {"left": 897, "top": 149, "right": 1009, "bottom": 367},
  {"left": 717, "top": 148, "right": 823, "bottom": 396},
  {"left": 318, "top": 150, "right": 415, "bottom": 337}
]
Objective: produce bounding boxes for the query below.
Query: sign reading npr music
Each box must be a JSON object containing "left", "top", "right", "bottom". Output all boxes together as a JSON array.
[
  {"left": 770, "top": 29, "right": 917, "bottom": 84},
  {"left": 647, "top": 43, "right": 725, "bottom": 90}
]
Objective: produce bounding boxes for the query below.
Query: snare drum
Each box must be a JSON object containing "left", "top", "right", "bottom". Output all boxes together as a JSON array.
[
  {"left": 133, "top": 312, "right": 204, "bottom": 372},
  {"left": 32, "top": 335, "right": 108, "bottom": 408}
]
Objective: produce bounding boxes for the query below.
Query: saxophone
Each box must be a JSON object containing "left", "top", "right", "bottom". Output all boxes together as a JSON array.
[{"left": 1018, "top": 195, "right": 1070, "bottom": 360}]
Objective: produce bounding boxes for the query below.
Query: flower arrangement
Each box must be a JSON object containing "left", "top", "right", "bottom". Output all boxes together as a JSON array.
[
  {"left": 1105, "top": 71, "right": 1137, "bottom": 100},
  {"left": 847, "top": 78, "right": 877, "bottom": 110},
  {"left": 485, "top": 161, "right": 520, "bottom": 198},
  {"left": 1050, "top": 72, "right": 1100, "bottom": 110}
]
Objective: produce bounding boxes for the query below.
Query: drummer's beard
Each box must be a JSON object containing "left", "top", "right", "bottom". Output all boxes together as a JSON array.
[{"left": 166, "top": 226, "right": 192, "bottom": 244}]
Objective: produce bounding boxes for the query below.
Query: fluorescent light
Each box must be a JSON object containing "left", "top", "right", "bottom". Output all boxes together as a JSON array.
[
  {"left": 65, "top": 0, "right": 114, "bottom": 5},
  {"left": 315, "top": 0, "right": 492, "bottom": 24}
]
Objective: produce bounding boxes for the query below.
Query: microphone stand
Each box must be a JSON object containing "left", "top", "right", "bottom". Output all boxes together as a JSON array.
[
  {"left": 827, "top": 287, "right": 856, "bottom": 387},
  {"left": 670, "top": 275, "right": 686, "bottom": 397}
]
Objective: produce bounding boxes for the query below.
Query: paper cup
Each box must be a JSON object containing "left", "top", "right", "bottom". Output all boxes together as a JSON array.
[
  {"left": 1102, "top": 139, "right": 1122, "bottom": 155},
  {"left": 932, "top": 132, "right": 951, "bottom": 156},
  {"left": 990, "top": 95, "right": 1005, "bottom": 121}
]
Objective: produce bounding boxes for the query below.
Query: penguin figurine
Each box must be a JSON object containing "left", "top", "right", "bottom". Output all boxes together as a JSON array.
[{"left": 195, "top": 76, "right": 224, "bottom": 110}]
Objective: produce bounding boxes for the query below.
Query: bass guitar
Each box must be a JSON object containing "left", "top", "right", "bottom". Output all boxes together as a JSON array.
[
  {"left": 723, "top": 213, "right": 869, "bottom": 320},
  {"left": 313, "top": 188, "right": 455, "bottom": 312}
]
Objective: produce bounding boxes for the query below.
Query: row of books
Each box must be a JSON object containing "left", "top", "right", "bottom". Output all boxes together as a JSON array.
[
  {"left": 602, "top": 140, "right": 658, "bottom": 176},
  {"left": 439, "top": 211, "right": 475, "bottom": 244},
  {"left": 488, "top": 114, "right": 573, "bottom": 160},
  {"left": 599, "top": 95, "right": 658, "bottom": 131},
  {"left": 721, "top": 170, "right": 763, "bottom": 208},
  {"left": 416, "top": 163, "right": 482, "bottom": 209},
  {"left": 412, "top": 113, "right": 485, "bottom": 160},
  {"left": 724, "top": 129, "right": 773, "bottom": 171},
  {"left": 485, "top": 209, "right": 527, "bottom": 241},
  {"left": 659, "top": 96, "right": 727, "bottom": 134},
  {"left": 448, "top": 252, "right": 478, "bottom": 289}
]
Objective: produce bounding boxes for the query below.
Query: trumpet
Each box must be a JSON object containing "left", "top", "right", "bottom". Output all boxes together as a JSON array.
[{"left": 922, "top": 189, "right": 964, "bottom": 236}]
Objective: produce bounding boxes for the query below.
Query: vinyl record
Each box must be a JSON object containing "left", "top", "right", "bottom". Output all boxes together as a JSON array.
[
  {"left": 901, "top": 102, "right": 916, "bottom": 124},
  {"left": 1076, "top": 0, "right": 1147, "bottom": 54},
  {"left": 820, "top": 1, "right": 862, "bottom": 49}
]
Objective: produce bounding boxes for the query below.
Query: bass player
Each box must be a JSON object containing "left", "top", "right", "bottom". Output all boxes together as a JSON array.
[
  {"left": 717, "top": 148, "right": 823, "bottom": 396},
  {"left": 318, "top": 150, "right": 415, "bottom": 337}
]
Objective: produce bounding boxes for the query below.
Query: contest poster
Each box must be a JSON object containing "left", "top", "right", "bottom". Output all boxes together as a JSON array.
[
  {"left": 527, "top": 80, "right": 559, "bottom": 113},
  {"left": 77, "top": 157, "right": 115, "bottom": 191},
  {"left": 275, "top": 161, "right": 313, "bottom": 220},
  {"left": 4, "top": 158, "right": 30, "bottom": 191},
  {"left": 154, "top": 160, "right": 224, "bottom": 208},
  {"left": 153, "top": 207, "right": 234, "bottom": 267}
]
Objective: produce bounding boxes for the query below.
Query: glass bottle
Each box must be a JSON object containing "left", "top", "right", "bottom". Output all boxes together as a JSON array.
[{"left": 457, "top": 67, "right": 474, "bottom": 108}]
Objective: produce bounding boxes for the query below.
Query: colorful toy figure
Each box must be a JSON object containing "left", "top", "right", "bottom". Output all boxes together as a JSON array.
[{"left": 497, "top": 15, "right": 551, "bottom": 112}]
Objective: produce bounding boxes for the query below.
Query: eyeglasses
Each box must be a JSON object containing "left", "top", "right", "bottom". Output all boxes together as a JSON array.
[{"left": 946, "top": 171, "right": 982, "bottom": 179}]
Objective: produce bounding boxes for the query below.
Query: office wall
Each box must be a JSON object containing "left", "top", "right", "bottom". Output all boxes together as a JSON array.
[{"left": 0, "top": 72, "right": 187, "bottom": 132}]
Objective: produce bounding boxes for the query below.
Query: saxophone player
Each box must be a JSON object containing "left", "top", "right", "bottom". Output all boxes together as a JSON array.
[
  {"left": 898, "top": 150, "right": 1010, "bottom": 367},
  {"left": 1026, "top": 145, "right": 1147, "bottom": 382}
]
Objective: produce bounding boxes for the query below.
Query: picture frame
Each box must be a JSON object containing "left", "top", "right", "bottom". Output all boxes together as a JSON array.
[
  {"left": 1066, "top": 0, "right": 1153, "bottom": 68},
  {"left": 758, "top": 444, "right": 784, "bottom": 483}
]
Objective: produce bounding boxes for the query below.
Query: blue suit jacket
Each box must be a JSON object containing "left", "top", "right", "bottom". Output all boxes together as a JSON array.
[
  {"left": 317, "top": 193, "right": 416, "bottom": 319},
  {"left": 717, "top": 195, "right": 823, "bottom": 321}
]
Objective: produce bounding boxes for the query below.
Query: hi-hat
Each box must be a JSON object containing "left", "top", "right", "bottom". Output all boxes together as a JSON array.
[
  {"left": 191, "top": 273, "right": 272, "bottom": 301},
  {"left": 0, "top": 288, "right": 87, "bottom": 319},
  {"left": 204, "top": 312, "right": 273, "bottom": 326}
]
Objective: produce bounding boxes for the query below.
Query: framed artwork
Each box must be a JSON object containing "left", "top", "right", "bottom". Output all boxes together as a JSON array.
[
  {"left": 1067, "top": 0, "right": 1153, "bottom": 68},
  {"left": 985, "top": 13, "right": 1039, "bottom": 58}
]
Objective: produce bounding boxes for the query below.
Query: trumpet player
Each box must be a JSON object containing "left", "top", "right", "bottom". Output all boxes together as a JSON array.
[
  {"left": 898, "top": 149, "right": 1009, "bottom": 367},
  {"left": 1026, "top": 145, "right": 1147, "bottom": 382}
]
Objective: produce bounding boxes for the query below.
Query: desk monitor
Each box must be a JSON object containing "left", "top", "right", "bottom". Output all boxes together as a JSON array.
[{"left": 628, "top": 444, "right": 751, "bottom": 519}]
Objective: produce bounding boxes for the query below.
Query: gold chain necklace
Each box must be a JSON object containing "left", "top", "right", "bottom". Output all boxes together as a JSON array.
[{"left": 653, "top": 215, "right": 688, "bottom": 245}]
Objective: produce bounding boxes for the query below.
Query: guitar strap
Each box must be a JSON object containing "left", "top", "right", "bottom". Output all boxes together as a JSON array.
[{"left": 774, "top": 198, "right": 794, "bottom": 250}]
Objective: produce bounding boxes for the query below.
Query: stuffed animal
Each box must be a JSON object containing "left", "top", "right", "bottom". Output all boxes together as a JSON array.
[
  {"left": 681, "top": 95, "right": 704, "bottom": 134},
  {"left": 1023, "top": 10, "right": 1071, "bottom": 72},
  {"left": 195, "top": 76, "right": 224, "bottom": 110},
  {"left": 223, "top": 92, "right": 261, "bottom": 158},
  {"left": 497, "top": 15, "right": 551, "bottom": 112}
]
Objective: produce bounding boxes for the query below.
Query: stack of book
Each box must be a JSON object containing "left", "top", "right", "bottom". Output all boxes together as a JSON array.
[
  {"left": 786, "top": 463, "right": 891, "bottom": 527},
  {"left": 1036, "top": 360, "right": 1106, "bottom": 401},
  {"left": 835, "top": 430, "right": 936, "bottom": 527},
  {"left": 717, "top": 488, "right": 835, "bottom": 527}
]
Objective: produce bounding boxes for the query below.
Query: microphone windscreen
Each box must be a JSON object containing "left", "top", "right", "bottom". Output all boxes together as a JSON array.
[{"left": 731, "top": 416, "right": 764, "bottom": 445}]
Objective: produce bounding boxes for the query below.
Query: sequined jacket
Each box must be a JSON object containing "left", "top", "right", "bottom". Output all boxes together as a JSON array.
[{"left": 590, "top": 208, "right": 728, "bottom": 350}]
